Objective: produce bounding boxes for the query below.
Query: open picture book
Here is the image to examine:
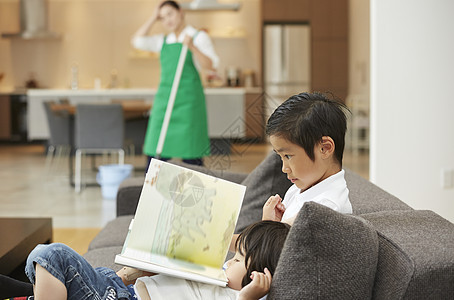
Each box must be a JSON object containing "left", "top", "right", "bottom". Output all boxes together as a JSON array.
[{"left": 115, "top": 159, "right": 246, "bottom": 287}]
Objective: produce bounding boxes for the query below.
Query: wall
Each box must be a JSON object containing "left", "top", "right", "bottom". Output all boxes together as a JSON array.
[
  {"left": 370, "top": 0, "right": 454, "bottom": 222},
  {"left": 0, "top": 0, "right": 261, "bottom": 90}
]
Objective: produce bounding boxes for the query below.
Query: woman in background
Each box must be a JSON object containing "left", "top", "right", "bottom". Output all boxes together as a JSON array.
[{"left": 132, "top": 0, "right": 219, "bottom": 169}]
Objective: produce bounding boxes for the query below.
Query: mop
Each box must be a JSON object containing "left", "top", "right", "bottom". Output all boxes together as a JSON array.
[{"left": 155, "top": 44, "right": 189, "bottom": 159}]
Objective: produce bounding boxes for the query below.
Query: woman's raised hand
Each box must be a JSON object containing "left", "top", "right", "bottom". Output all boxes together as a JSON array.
[{"left": 151, "top": 0, "right": 165, "bottom": 21}]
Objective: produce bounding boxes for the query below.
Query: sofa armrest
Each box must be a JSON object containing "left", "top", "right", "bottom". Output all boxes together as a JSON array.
[{"left": 116, "top": 177, "right": 144, "bottom": 216}]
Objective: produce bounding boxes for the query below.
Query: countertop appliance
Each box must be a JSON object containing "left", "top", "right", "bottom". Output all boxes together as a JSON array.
[{"left": 263, "top": 24, "right": 311, "bottom": 114}]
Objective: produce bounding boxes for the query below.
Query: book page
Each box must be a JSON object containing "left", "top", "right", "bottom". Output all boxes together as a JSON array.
[
  {"left": 120, "top": 248, "right": 227, "bottom": 282},
  {"left": 115, "top": 254, "right": 227, "bottom": 286},
  {"left": 122, "top": 159, "right": 245, "bottom": 272}
]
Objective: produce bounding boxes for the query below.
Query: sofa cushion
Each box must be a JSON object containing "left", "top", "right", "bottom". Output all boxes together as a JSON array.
[
  {"left": 83, "top": 246, "right": 124, "bottom": 271},
  {"left": 235, "top": 152, "right": 292, "bottom": 233},
  {"left": 344, "top": 169, "right": 412, "bottom": 214},
  {"left": 268, "top": 202, "right": 379, "bottom": 300},
  {"left": 361, "top": 210, "right": 454, "bottom": 299},
  {"left": 88, "top": 215, "right": 133, "bottom": 251}
]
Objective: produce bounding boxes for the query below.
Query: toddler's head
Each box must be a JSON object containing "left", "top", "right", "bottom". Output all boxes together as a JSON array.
[{"left": 224, "top": 221, "right": 290, "bottom": 290}]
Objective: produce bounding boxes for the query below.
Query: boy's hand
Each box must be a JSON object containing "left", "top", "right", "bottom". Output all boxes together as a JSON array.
[
  {"left": 262, "top": 194, "right": 285, "bottom": 222},
  {"left": 238, "top": 268, "right": 272, "bottom": 300}
]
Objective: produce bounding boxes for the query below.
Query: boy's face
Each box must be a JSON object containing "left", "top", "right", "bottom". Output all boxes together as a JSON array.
[
  {"left": 224, "top": 251, "right": 247, "bottom": 290},
  {"left": 270, "top": 135, "right": 335, "bottom": 191}
]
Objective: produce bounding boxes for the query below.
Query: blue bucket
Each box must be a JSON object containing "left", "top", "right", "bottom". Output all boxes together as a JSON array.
[{"left": 97, "top": 164, "right": 133, "bottom": 199}]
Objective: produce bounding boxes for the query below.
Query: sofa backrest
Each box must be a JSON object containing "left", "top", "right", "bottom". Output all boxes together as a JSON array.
[
  {"left": 362, "top": 210, "right": 454, "bottom": 299},
  {"left": 117, "top": 154, "right": 412, "bottom": 219},
  {"left": 235, "top": 152, "right": 292, "bottom": 233},
  {"left": 234, "top": 154, "right": 413, "bottom": 233},
  {"left": 345, "top": 169, "right": 412, "bottom": 214},
  {"left": 229, "top": 151, "right": 416, "bottom": 232}
]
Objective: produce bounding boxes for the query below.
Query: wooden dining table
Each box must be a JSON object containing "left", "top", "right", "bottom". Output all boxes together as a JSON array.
[{"left": 50, "top": 101, "right": 152, "bottom": 120}]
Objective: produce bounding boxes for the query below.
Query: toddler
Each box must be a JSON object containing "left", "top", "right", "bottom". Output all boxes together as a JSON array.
[{"left": 25, "top": 221, "right": 290, "bottom": 300}]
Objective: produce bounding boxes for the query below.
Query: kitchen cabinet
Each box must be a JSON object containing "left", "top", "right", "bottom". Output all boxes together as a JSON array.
[
  {"left": 0, "top": 95, "right": 10, "bottom": 140},
  {"left": 262, "top": 0, "right": 310, "bottom": 22},
  {"left": 27, "top": 88, "right": 264, "bottom": 141},
  {"left": 0, "top": 91, "right": 28, "bottom": 141},
  {"left": 205, "top": 89, "right": 263, "bottom": 139}
]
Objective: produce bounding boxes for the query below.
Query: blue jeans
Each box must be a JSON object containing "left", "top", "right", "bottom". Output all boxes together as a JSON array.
[{"left": 25, "top": 243, "right": 131, "bottom": 300}]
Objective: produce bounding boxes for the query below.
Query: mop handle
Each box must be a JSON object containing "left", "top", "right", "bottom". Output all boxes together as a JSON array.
[{"left": 155, "top": 44, "right": 188, "bottom": 158}]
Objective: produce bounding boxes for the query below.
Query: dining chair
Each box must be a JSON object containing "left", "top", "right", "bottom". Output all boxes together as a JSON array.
[
  {"left": 43, "top": 101, "right": 72, "bottom": 174},
  {"left": 111, "top": 98, "right": 149, "bottom": 157},
  {"left": 74, "top": 103, "right": 125, "bottom": 193}
]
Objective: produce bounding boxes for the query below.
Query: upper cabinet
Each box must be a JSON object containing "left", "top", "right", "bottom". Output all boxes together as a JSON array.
[
  {"left": 262, "top": 0, "right": 349, "bottom": 101},
  {"left": 262, "top": 0, "right": 311, "bottom": 22}
]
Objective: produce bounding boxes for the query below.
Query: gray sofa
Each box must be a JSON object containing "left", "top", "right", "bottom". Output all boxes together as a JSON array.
[{"left": 84, "top": 153, "right": 454, "bottom": 299}]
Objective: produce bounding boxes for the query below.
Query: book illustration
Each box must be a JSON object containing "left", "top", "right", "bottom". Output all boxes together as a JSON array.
[
  {"left": 152, "top": 166, "right": 216, "bottom": 259},
  {"left": 121, "top": 159, "right": 246, "bottom": 276}
]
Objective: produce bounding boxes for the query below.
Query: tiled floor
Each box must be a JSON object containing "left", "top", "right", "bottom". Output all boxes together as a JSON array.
[
  {"left": 0, "top": 143, "right": 121, "bottom": 228},
  {"left": 0, "top": 142, "right": 369, "bottom": 229}
]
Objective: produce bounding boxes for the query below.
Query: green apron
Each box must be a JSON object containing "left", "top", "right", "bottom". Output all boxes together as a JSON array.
[{"left": 143, "top": 34, "right": 211, "bottom": 159}]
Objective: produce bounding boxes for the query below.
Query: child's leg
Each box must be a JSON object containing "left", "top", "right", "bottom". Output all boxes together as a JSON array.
[
  {"left": 34, "top": 264, "right": 66, "bottom": 300},
  {"left": 26, "top": 243, "right": 130, "bottom": 300}
]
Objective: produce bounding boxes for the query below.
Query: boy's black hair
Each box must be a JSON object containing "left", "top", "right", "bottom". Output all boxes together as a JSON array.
[
  {"left": 265, "top": 92, "right": 349, "bottom": 166},
  {"left": 159, "top": 0, "right": 181, "bottom": 10},
  {"left": 235, "top": 220, "right": 291, "bottom": 287}
]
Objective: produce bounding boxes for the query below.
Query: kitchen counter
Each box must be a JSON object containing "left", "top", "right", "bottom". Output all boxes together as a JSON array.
[
  {"left": 0, "top": 87, "right": 28, "bottom": 96},
  {"left": 27, "top": 87, "right": 264, "bottom": 140},
  {"left": 27, "top": 87, "right": 262, "bottom": 96},
  {"left": 27, "top": 88, "right": 157, "bottom": 97}
]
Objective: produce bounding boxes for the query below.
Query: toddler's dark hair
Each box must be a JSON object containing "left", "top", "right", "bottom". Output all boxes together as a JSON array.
[
  {"left": 235, "top": 221, "right": 291, "bottom": 287},
  {"left": 266, "top": 92, "right": 349, "bottom": 166}
]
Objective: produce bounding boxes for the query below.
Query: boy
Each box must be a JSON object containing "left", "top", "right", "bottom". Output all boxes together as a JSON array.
[
  {"left": 262, "top": 92, "right": 352, "bottom": 225},
  {"left": 230, "top": 92, "right": 351, "bottom": 252}
]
